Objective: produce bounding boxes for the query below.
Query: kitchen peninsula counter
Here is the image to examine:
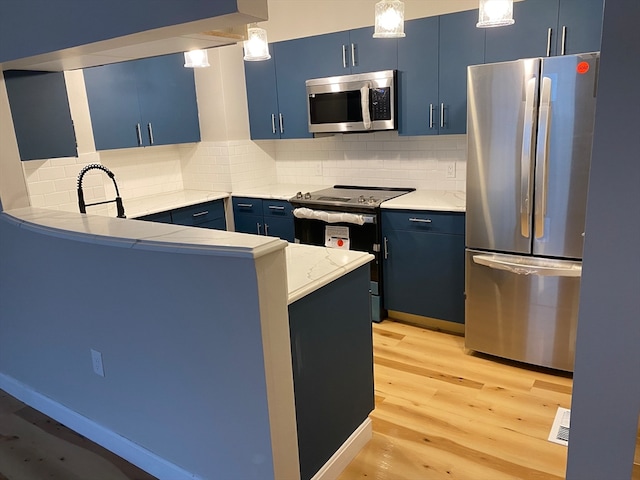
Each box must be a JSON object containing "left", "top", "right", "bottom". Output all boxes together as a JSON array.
[{"left": 0, "top": 207, "right": 373, "bottom": 480}]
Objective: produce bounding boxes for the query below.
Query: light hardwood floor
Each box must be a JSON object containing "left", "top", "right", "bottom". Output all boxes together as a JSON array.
[
  {"left": 338, "top": 319, "right": 640, "bottom": 480},
  {"left": 1, "top": 319, "right": 639, "bottom": 479}
]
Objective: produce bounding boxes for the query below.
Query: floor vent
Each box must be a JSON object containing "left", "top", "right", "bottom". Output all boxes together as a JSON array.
[{"left": 548, "top": 407, "right": 571, "bottom": 446}]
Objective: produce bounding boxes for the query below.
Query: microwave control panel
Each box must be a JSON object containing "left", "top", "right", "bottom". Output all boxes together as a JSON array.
[{"left": 370, "top": 87, "right": 391, "bottom": 121}]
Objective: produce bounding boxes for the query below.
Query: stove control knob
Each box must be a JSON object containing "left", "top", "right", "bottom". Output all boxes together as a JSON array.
[
  {"left": 358, "top": 195, "right": 366, "bottom": 203},
  {"left": 368, "top": 196, "right": 376, "bottom": 205},
  {"left": 295, "top": 191, "right": 303, "bottom": 199},
  {"left": 304, "top": 192, "right": 312, "bottom": 199}
]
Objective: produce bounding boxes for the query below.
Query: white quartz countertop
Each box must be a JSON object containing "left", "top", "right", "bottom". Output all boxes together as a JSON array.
[
  {"left": 2, "top": 207, "right": 284, "bottom": 259},
  {"left": 126, "top": 190, "right": 230, "bottom": 218},
  {"left": 381, "top": 190, "right": 466, "bottom": 212},
  {"left": 286, "top": 243, "right": 374, "bottom": 304},
  {"left": 232, "top": 184, "right": 327, "bottom": 201}
]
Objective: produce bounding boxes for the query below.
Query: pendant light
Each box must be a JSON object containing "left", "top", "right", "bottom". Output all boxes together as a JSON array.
[
  {"left": 243, "top": 23, "right": 271, "bottom": 61},
  {"left": 476, "top": 0, "right": 515, "bottom": 28},
  {"left": 184, "top": 49, "right": 210, "bottom": 68},
  {"left": 373, "top": 0, "right": 406, "bottom": 38}
]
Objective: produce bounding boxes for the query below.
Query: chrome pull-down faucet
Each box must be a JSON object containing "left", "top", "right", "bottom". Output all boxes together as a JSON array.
[{"left": 77, "top": 164, "right": 126, "bottom": 218}]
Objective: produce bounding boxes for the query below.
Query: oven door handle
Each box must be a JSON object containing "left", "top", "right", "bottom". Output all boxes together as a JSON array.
[{"left": 293, "top": 207, "right": 375, "bottom": 225}]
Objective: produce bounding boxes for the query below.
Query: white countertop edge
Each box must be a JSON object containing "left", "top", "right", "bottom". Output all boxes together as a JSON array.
[
  {"left": 287, "top": 251, "right": 374, "bottom": 305},
  {"left": 126, "top": 190, "right": 230, "bottom": 218},
  {"left": 2, "top": 208, "right": 286, "bottom": 260},
  {"left": 381, "top": 190, "right": 466, "bottom": 212}
]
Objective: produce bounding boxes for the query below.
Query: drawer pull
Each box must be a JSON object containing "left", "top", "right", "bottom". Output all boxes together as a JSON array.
[
  {"left": 192, "top": 211, "right": 209, "bottom": 218},
  {"left": 409, "top": 217, "right": 432, "bottom": 224},
  {"left": 268, "top": 205, "right": 285, "bottom": 210},
  {"left": 237, "top": 203, "right": 253, "bottom": 208}
]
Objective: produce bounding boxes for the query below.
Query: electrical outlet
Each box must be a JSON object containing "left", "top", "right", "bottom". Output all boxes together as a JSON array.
[
  {"left": 446, "top": 162, "right": 456, "bottom": 178},
  {"left": 91, "top": 349, "right": 105, "bottom": 377}
]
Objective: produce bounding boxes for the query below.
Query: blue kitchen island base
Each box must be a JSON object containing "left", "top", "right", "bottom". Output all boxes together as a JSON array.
[{"left": 288, "top": 265, "right": 375, "bottom": 480}]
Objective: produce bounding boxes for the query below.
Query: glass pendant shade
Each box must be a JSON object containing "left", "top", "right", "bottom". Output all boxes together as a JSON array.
[
  {"left": 373, "top": 0, "right": 406, "bottom": 38},
  {"left": 477, "top": 0, "right": 515, "bottom": 28},
  {"left": 243, "top": 24, "right": 271, "bottom": 61},
  {"left": 183, "top": 49, "right": 210, "bottom": 68}
]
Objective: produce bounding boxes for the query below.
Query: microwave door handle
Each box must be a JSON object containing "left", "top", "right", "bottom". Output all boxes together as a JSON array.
[{"left": 360, "top": 85, "right": 371, "bottom": 129}]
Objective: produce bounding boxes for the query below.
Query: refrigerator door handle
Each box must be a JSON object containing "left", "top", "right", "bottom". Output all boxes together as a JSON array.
[
  {"left": 520, "top": 77, "right": 537, "bottom": 239},
  {"left": 472, "top": 254, "right": 582, "bottom": 278},
  {"left": 534, "top": 77, "right": 553, "bottom": 239}
]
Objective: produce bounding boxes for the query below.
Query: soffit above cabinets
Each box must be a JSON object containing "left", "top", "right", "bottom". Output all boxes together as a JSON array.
[{"left": 0, "top": 9, "right": 262, "bottom": 72}]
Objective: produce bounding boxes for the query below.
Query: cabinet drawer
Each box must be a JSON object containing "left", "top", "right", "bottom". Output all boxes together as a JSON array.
[
  {"left": 171, "top": 200, "right": 225, "bottom": 227},
  {"left": 382, "top": 210, "right": 465, "bottom": 235},
  {"left": 263, "top": 199, "right": 293, "bottom": 218},
  {"left": 233, "top": 197, "right": 264, "bottom": 216}
]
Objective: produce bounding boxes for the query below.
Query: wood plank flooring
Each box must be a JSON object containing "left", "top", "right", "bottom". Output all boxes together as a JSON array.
[
  {"left": 1, "top": 319, "right": 639, "bottom": 479},
  {"left": 338, "top": 320, "right": 640, "bottom": 480}
]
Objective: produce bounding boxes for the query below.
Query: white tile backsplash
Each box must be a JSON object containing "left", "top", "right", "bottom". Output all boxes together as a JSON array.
[
  {"left": 22, "top": 133, "right": 466, "bottom": 212},
  {"left": 274, "top": 132, "right": 467, "bottom": 191}
]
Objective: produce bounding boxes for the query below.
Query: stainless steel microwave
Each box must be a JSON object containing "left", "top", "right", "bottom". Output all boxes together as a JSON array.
[{"left": 306, "top": 70, "right": 397, "bottom": 134}]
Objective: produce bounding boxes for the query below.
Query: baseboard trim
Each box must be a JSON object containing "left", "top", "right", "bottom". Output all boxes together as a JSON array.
[
  {"left": 0, "top": 373, "right": 201, "bottom": 480},
  {"left": 388, "top": 310, "right": 465, "bottom": 336},
  {"left": 311, "top": 418, "right": 372, "bottom": 480}
]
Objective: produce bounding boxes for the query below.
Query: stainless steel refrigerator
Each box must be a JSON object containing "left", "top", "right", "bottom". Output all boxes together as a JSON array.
[{"left": 465, "top": 52, "right": 599, "bottom": 372}]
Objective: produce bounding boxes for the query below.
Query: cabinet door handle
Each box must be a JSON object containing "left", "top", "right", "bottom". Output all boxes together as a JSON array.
[
  {"left": 265, "top": 223, "right": 269, "bottom": 235},
  {"left": 268, "top": 205, "right": 285, "bottom": 210},
  {"left": 342, "top": 44, "right": 347, "bottom": 68},
  {"left": 279, "top": 113, "right": 284, "bottom": 134},
  {"left": 429, "top": 104, "right": 434, "bottom": 129},
  {"left": 271, "top": 113, "right": 276, "bottom": 134},
  {"left": 136, "top": 123, "right": 142, "bottom": 146},
  {"left": 561, "top": 25, "right": 567, "bottom": 55},
  {"left": 192, "top": 211, "right": 208, "bottom": 218},
  {"left": 383, "top": 236, "right": 389, "bottom": 260},
  {"left": 351, "top": 43, "right": 356, "bottom": 67},
  {"left": 546, "top": 27, "right": 553, "bottom": 57},
  {"left": 257, "top": 222, "right": 262, "bottom": 235},
  {"left": 409, "top": 217, "right": 432, "bottom": 224},
  {"left": 237, "top": 203, "right": 253, "bottom": 208},
  {"left": 440, "top": 103, "right": 445, "bottom": 129},
  {"left": 147, "top": 122, "right": 154, "bottom": 145}
]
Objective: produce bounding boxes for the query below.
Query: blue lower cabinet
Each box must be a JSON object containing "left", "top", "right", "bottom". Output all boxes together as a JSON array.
[
  {"left": 382, "top": 210, "right": 465, "bottom": 324},
  {"left": 233, "top": 197, "right": 295, "bottom": 241},
  {"left": 136, "top": 199, "right": 226, "bottom": 230},
  {"left": 288, "top": 266, "right": 374, "bottom": 480}
]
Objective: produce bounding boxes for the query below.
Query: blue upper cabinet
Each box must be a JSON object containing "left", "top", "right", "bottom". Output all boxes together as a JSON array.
[
  {"left": 244, "top": 56, "right": 280, "bottom": 140},
  {"left": 84, "top": 53, "right": 200, "bottom": 151},
  {"left": 136, "top": 54, "right": 200, "bottom": 147},
  {"left": 397, "top": 16, "right": 439, "bottom": 136},
  {"left": 244, "top": 28, "right": 399, "bottom": 140},
  {"left": 398, "top": 12, "right": 482, "bottom": 137},
  {"left": 83, "top": 61, "right": 143, "bottom": 149},
  {"left": 438, "top": 10, "right": 486, "bottom": 135},
  {"left": 3, "top": 70, "right": 77, "bottom": 161},
  {"left": 485, "top": 0, "right": 604, "bottom": 63},
  {"left": 347, "top": 26, "right": 398, "bottom": 73},
  {"left": 556, "top": 0, "right": 604, "bottom": 55},
  {"left": 485, "top": 0, "right": 560, "bottom": 62},
  {"left": 275, "top": 32, "right": 349, "bottom": 139}
]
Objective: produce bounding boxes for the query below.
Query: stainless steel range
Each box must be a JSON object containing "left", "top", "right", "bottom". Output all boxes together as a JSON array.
[{"left": 290, "top": 185, "right": 414, "bottom": 322}]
